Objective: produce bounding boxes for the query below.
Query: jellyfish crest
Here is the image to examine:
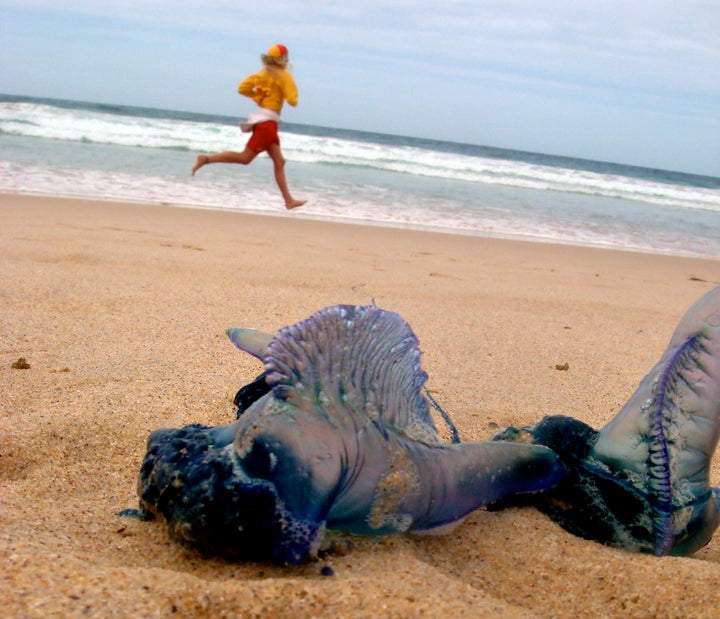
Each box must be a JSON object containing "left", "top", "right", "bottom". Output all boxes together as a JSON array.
[{"left": 262, "top": 305, "right": 441, "bottom": 444}]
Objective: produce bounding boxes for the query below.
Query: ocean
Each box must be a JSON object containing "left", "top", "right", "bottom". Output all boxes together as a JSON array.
[{"left": 1, "top": 94, "right": 719, "bottom": 258}]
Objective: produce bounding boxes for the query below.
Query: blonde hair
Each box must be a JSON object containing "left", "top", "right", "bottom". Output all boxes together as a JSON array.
[{"left": 261, "top": 54, "right": 289, "bottom": 68}]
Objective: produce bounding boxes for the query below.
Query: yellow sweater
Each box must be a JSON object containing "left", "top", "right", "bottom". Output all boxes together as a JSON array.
[{"left": 238, "top": 67, "right": 298, "bottom": 113}]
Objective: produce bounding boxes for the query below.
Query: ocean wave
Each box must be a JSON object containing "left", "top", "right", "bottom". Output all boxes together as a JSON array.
[{"left": 1, "top": 99, "right": 719, "bottom": 216}]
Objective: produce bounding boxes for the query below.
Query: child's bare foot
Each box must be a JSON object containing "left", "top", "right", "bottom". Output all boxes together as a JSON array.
[
  {"left": 285, "top": 199, "right": 307, "bottom": 210},
  {"left": 191, "top": 155, "right": 209, "bottom": 176}
]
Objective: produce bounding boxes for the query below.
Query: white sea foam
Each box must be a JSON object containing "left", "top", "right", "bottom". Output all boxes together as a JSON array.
[{"left": 2, "top": 100, "right": 718, "bottom": 214}]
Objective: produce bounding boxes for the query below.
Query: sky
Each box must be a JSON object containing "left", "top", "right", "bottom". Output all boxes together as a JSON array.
[{"left": 1, "top": 1, "right": 719, "bottom": 176}]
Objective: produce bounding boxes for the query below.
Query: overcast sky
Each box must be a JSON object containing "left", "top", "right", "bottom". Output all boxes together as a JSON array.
[{"left": 2, "top": 1, "right": 719, "bottom": 176}]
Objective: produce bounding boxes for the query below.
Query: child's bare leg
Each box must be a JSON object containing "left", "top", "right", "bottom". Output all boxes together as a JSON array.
[
  {"left": 266, "top": 143, "right": 306, "bottom": 209},
  {"left": 192, "top": 149, "right": 257, "bottom": 175}
]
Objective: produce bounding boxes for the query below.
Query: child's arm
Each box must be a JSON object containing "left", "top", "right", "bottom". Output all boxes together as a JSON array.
[
  {"left": 238, "top": 73, "right": 266, "bottom": 105},
  {"left": 281, "top": 73, "right": 299, "bottom": 107},
  {"left": 238, "top": 74, "right": 254, "bottom": 97}
]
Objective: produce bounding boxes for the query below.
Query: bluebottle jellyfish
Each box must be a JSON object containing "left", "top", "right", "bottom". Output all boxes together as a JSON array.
[
  {"left": 132, "top": 304, "right": 564, "bottom": 564},
  {"left": 494, "top": 284, "right": 720, "bottom": 556},
  {"left": 130, "top": 285, "right": 720, "bottom": 563}
]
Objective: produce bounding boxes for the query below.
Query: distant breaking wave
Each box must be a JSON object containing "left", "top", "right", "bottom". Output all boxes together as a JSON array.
[{"left": 1, "top": 98, "right": 718, "bottom": 215}]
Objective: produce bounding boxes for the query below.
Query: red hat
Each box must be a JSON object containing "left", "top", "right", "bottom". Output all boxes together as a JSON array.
[{"left": 267, "top": 44, "right": 288, "bottom": 57}]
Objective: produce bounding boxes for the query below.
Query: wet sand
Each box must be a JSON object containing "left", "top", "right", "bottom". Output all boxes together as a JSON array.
[{"left": 2, "top": 193, "right": 719, "bottom": 617}]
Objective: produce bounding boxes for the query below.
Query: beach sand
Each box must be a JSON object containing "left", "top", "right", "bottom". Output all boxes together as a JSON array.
[{"left": 2, "top": 193, "right": 719, "bottom": 618}]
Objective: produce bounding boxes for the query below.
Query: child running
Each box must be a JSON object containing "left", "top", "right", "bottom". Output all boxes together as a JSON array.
[{"left": 192, "top": 44, "right": 306, "bottom": 210}]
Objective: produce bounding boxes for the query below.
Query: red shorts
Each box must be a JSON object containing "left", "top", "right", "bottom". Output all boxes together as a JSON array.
[{"left": 246, "top": 121, "right": 280, "bottom": 153}]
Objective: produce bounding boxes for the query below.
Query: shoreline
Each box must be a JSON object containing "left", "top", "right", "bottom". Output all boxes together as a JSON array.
[
  {"left": 2, "top": 193, "right": 719, "bottom": 617},
  {"left": 3, "top": 190, "right": 719, "bottom": 261}
]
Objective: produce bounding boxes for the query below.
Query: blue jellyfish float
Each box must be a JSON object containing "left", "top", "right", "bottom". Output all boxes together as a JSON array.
[{"left": 129, "top": 286, "right": 720, "bottom": 564}]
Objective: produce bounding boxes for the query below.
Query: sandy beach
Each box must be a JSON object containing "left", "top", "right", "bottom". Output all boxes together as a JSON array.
[{"left": 2, "top": 193, "right": 719, "bottom": 618}]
